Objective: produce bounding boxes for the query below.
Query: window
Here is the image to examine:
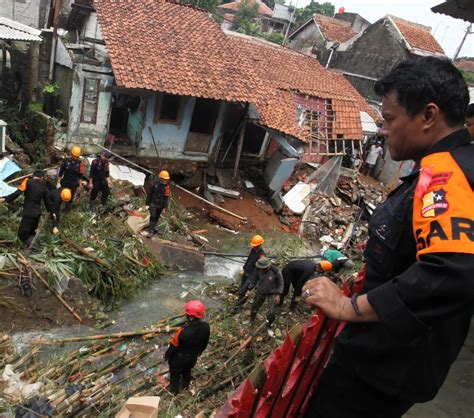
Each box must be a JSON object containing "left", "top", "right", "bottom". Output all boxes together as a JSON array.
[
  {"left": 81, "top": 78, "right": 99, "bottom": 123},
  {"left": 189, "top": 98, "right": 219, "bottom": 134},
  {"left": 154, "top": 94, "right": 184, "bottom": 124}
]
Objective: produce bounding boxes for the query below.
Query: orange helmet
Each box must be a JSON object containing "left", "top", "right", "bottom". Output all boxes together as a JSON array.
[
  {"left": 159, "top": 170, "right": 170, "bottom": 180},
  {"left": 319, "top": 260, "right": 333, "bottom": 272},
  {"left": 71, "top": 146, "right": 81, "bottom": 158},
  {"left": 250, "top": 235, "right": 264, "bottom": 247},
  {"left": 60, "top": 188, "right": 72, "bottom": 202}
]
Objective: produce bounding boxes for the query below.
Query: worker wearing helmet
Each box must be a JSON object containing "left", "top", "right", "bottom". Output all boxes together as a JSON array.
[
  {"left": 89, "top": 149, "right": 112, "bottom": 212},
  {"left": 280, "top": 259, "right": 333, "bottom": 309},
  {"left": 322, "top": 249, "right": 353, "bottom": 273},
  {"left": 46, "top": 187, "right": 72, "bottom": 235},
  {"left": 164, "top": 300, "right": 210, "bottom": 395},
  {"left": 247, "top": 257, "right": 284, "bottom": 332},
  {"left": 57, "top": 146, "right": 84, "bottom": 211},
  {"left": 143, "top": 170, "right": 171, "bottom": 237},
  {"left": 236, "top": 234, "right": 266, "bottom": 304}
]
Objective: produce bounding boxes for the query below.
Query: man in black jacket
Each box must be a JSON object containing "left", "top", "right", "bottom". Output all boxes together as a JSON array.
[
  {"left": 302, "top": 57, "right": 474, "bottom": 418},
  {"left": 164, "top": 300, "right": 210, "bottom": 395},
  {"left": 280, "top": 259, "right": 333, "bottom": 309},
  {"left": 46, "top": 187, "right": 72, "bottom": 235},
  {"left": 89, "top": 150, "right": 112, "bottom": 212},
  {"left": 57, "top": 146, "right": 84, "bottom": 211},
  {"left": 144, "top": 170, "right": 170, "bottom": 236},
  {"left": 1, "top": 170, "right": 49, "bottom": 246},
  {"left": 248, "top": 257, "right": 284, "bottom": 329}
]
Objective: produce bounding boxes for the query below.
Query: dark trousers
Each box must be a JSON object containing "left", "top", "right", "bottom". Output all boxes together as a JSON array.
[
  {"left": 18, "top": 215, "right": 40, "bottom": 244},
  {"left": 147, "top": 205, "right": 164, "bottom": 234},
  {"left": 90, "top": 182, "right": 110, "bottom": 206},
  {"left": 304, "top": 357, "right": 414, "bottom": 418},
  {"left": 168, "top": 353, "right": 198, "bottom": 394},
  {"left": 250, "top": 292, "right": 280, "bottom": 326}
]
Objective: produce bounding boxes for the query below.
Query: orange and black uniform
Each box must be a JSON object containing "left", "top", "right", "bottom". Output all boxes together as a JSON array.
[
  {"left": 146, "top": 180, "right": 170, "bottom": 234},
  {"left": 239, "top": 246, "right": 266, "bottom": 297},
  {"left": 306, "top": 129, "right": 474, "bottom": 418},
  {"left": 164, "top": 319, "right": 210, "bottom": 394},
  {"left": 89, "top": 157, "right": 110, "bottom": 206},
  {"left": 58, "top": 157, "right": 84, "bottom": 207},
  {"left": 5, "top": 178, "right": 50, "bottom": 244}
]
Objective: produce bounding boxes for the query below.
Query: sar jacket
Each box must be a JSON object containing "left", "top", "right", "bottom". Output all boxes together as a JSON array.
[
  {"left": 5, "top": 178, "right": 49, "bottom": 217},
  {"left": 146, "top": 181, "right": 170, "bottom": 208},
  {"left": 249, "top": 265, "right": 284, "bottom": 295},
  {"left": 335, "top": 129, "right": 474, "bottom": 402},
  {"left": 281, "top": 260, "right": 316, "bottom": 293},
  {"left": 59, "top": 157, "right": 84, "bottom": 188},
  {"left": 243, "top": 247, "right": 266, "bottom": 275},
  {"left": 165, "top": 320, "right": 210, "bottom": 359},
  {"left": 89, "top": 158, "right": 110, "bottom": 185}
]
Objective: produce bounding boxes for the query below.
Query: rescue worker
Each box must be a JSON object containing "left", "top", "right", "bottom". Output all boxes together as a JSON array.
[
  {"left": 0, "top": 170, "right": 49, "bottom": 247},
  {"left": 280, "top": 259, "right": 332, "bottom": 309},
  {"left": 46, "top": 187, "right": 72, "bottom": 235},
  {"left": 164, "top": 300, "right": 210, "bottom": 395},
  {"left": 247, "top": 257, "right": 283, "bottom": 330},
  {"left": 465, "top": 103, "right": 474, "bottom": 140},
  {"left": 322, "top": 248, "right": 353, "bottom": 273},
  {"left": 57, "top": 146, "right": 84, "bottom": 211},
  {"left": 89, "top": 150, "right": 112, "bottom": 212},
  {"left": 302, "top": 57, "right": 474, "bottom": 417},
  {"left": 144, "top": 170, "right": 171, "bottom": 236},
  {"left": 236, "top": 234, "right": 266, "bottom": 304}
]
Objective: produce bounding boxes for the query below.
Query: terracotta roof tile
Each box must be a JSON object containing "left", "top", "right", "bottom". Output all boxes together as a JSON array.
[
  {"left": 227, "top": 32, "right": 370, "bottom": 141},
  {"left": 391, "top": 16, "right": 444, "bottom": 55},
  {"left": 218, "top": 0, "right": 273, "bottom": 17},
  {"left": 314, "top": 14, "right": 357, "bottom": 43},
  {"left": 94, "top": 0, "right": 261, "bottom": 102}
]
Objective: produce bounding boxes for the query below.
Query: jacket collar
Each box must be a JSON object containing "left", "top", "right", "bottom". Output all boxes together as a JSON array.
[{"left": 424, "top": 128, "right": 471, "bottom": 156}]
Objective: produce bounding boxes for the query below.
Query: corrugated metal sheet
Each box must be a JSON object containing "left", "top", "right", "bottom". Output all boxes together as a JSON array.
[{"left": 0, "top": 17, "right": 42, "bottom": 42}]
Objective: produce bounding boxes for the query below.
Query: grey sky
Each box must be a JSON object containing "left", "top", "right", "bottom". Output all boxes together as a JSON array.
[{"left": 295, "top": 0, "right": 473, "bottom": 58}]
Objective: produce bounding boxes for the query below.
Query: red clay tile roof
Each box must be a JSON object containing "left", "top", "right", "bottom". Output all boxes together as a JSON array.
[
  {"left": 223, "top": 13, "right": 235, "bottom": 22},
  {"left": 226, "top": 32, "right": 370, "bottom": 141},
  {"left": 94, "top": 0, "right": 261, "bottom": 102},
  {"left": 218, "top": 0, "right": 273, "bottom": 17},
  {"left": 390, "top": 16, "right": 445, "bottom": 55},
  {"left": 456, "top": 59, "right": 474, "bottom": 73},
  {"left": 314, "top": 14, "right": 357, "bottom": 43}
]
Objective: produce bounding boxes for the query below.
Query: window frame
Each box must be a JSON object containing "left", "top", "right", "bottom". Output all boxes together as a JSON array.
[
  {"left": 153, "top": 94, "right": 186, "bottom": 125},
  {"left": 80, "top": 78, "right": 100, "bottom": 124}
]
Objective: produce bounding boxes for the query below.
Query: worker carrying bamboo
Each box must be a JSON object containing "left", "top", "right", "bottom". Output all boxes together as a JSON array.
[
  {"left": 301, "top": 57, "right": 474, "bottom": 418},
  {"left": 236, "top": 234, "right": 266, "bottom": 304},
  {"left": 46, "top": 187, "right": 72, "bottom": 235},
  {"left": 57, "top": 146, "right": 84, "bottom": 211},
  {"left": 0, "top": 170, "right": 49, "bottom": 247},
  {"left": 143, "top": 170, "right": 170, "bottom": 237},
  {"left": 322, "top": 249, "right": 353, "bottom": 273},
  {"left": 247, "top": 257, "right": 283, "bottom": 332},
  {"left": 280, "top": 260, "right": 333, "bottom": 309},
  {"left": 89, "top": 149, "right": 112, "bottom": 213},
  {"left": 164, "top": 300, "right": 210, "bottom": 395}
]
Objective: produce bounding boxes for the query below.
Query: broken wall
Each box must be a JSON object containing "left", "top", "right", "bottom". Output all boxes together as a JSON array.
[
  {"left": 139, "top": 93, "right": 226, "bottom": 162},
  {"left": 331, "top": 19, "right": 410, "bottom": 79},
  {"left": 289, "top": 23, "right": 325, "bottom": 57}
]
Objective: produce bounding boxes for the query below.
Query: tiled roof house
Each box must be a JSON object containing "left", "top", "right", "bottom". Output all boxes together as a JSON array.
[{"left": 290, "top": 14, "right": 358, "bottom": 44}]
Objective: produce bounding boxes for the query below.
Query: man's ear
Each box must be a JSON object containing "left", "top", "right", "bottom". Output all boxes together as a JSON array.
[{"left": 422, "top": 103, "right": 440, "bottom": 130}]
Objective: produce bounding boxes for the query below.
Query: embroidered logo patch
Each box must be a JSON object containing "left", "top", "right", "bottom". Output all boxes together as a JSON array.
[
  {"left": 421, "top": 189, "right": 449, "bottom": 218},
  {"left": 429, "top": 172, "right": 453, "bottom": 187}
]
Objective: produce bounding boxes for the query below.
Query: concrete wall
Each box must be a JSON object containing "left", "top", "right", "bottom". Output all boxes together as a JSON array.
[
  {"left": 139, "top": 93, "right": 226, "bottom": 162},
  {"left": 331, "top": 19, "right": 410, "bottom": 79},
  {"left": 289, "top": 23, "right": 325, "bottom": 56},
  {"left": 0, "top": 0, "right": 50, "bottom": 29},
  {"left": 55, "top": 64, "right": 73, "bottom": 118},
  {"left": 62, "top": 64, "right": 113, "bottom": 150}
]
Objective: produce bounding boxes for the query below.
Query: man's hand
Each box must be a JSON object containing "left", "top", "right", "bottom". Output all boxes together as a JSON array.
[
  {"left": 52, "top": 227, "right": 60, "bottom": 235},
  {"left": 52, "top": 213, "right": 57, "bottom": 220},
  {"left": 56, "top": 182, "right": 61, "bottom": 189},
  {"left": 88, "top": 181, "right": 93, "bottom": 190},
  {"left": 0, "top": 198, "right": 5, "bottom": 204},
  {"left": 274, "top": 294, "right": 281, "bottom": 304},
  {"left": 107, "top": 178, "right": 113, "bottom": 189}
]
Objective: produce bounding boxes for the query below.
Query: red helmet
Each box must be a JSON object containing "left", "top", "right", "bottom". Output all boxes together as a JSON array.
[{"left": 184, "top": 300, "right": 206, "bottom": 319}]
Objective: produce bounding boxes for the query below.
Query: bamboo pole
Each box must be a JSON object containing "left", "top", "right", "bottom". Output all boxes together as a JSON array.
[
  {"left": 173, "top": 183, "right": 247, "bottom": 221},
  {"left": 6, "top": 166, "right": 59, "bottom": 184},
  {"left": 17, "top": 253, "right": 84, "bottom": 324},
  {"left": 61, "top": 236, "right": 112, "bottom": 270}
]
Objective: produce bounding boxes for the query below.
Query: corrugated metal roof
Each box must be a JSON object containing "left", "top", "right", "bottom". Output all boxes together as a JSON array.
[{"left": 0, "top": 17, "right": 42, "bottom": 42}]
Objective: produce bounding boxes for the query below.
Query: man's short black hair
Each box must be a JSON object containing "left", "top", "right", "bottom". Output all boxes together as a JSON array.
[
  {"left": 374, "top": 57, "right": 469, "bottom": 126},
  {"left": 467, "top": 103, "right": 474, "bottom": 119}
]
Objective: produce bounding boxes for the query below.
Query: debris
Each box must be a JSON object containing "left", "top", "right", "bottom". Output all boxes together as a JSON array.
[
  {"left": 283, "top": 182, "right": 313, "bottom": 214},
  {"left": 0, "top": 157, "right": 21, "bottom": 181},
  {"left": 244, "top": 180, "right": 254, "bottom": 189},
  {"left": 116, "top": 396, "right": 160, "bottom": 418},
  {"left": 206, "top": 184, "right": 240, "bottom": 199}
]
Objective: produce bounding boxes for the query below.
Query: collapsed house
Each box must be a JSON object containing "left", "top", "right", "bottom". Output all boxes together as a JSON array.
[{"left": 42, "top": 0, "right": 378, "bottom": 199}]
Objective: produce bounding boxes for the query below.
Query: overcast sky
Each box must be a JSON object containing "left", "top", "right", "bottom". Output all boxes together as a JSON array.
[{"left": 295, "top": 0, "right": 473, "bottom": 58}]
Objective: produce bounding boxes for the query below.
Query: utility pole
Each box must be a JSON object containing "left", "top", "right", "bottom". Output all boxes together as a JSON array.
[
  {"left": 283, "top": 0, "right": 298, "bottom": 41},
  {"left": 453, "top": 23, "right": 473, "bottom": 61}
]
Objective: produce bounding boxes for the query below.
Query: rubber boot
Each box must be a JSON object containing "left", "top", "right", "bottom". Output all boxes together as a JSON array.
[
  {"left": 20, "top": 276, "right": 32, "bottom": 298},
  {"left": 89, "top": 200, "right": 97, "bottom": 214}
]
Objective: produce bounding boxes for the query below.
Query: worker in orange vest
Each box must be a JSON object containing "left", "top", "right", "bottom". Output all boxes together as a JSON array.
[{"left": 57, "top": 146, "right": 84, "bottom": 211}]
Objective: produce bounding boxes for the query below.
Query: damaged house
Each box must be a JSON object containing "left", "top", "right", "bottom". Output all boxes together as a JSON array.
[{"left": 52, "top": 0, "right": 378, "bottom": 198}]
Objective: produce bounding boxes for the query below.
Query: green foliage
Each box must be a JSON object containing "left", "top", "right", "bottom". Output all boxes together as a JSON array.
[
  {"left": 460, "top": 69, "right": 474, "bottom": 85},
  {"left": 232, "top": 2, "right": 259, "bottom": 32},
  {"left": 178, "top": 0, "right": 219, "bottom": 13},
  {"left": 293, "top": 1, "right": 335, "bottom": 29},
  {"left": 264, "top": 31, "right": 287, "bottom": 45},
  {"left": 42, "top": 83, "right": 60, "bottom": 96},
  {"left": 28, "top": 102, "right": 43, "bottom": 113}
]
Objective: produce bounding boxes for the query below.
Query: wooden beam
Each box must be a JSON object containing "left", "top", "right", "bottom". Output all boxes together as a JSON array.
[{"left": 233, "top": 117, "right": 247, "bottom": 178}]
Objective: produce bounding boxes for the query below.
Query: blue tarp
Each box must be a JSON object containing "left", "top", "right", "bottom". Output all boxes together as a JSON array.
[
  {"left": 0, "top": 180, "right": 17, "bottom": 197},
  {"left": 0, "top": 158, "right": 21, "bottom": 181}
]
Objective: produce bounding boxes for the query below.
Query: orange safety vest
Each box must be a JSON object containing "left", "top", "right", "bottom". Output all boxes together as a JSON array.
[
  {"left": 18, "top": 178, "right": 28, "bottom": 192},
  {"left": 413, "top": 152, "right": 474, "bottom": 259},
  {"left": 170, "top": 326, "right": 183, "bottom": 347},
  {"left": 164, "top": 184, "right": 171, "bottom": 197}
]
